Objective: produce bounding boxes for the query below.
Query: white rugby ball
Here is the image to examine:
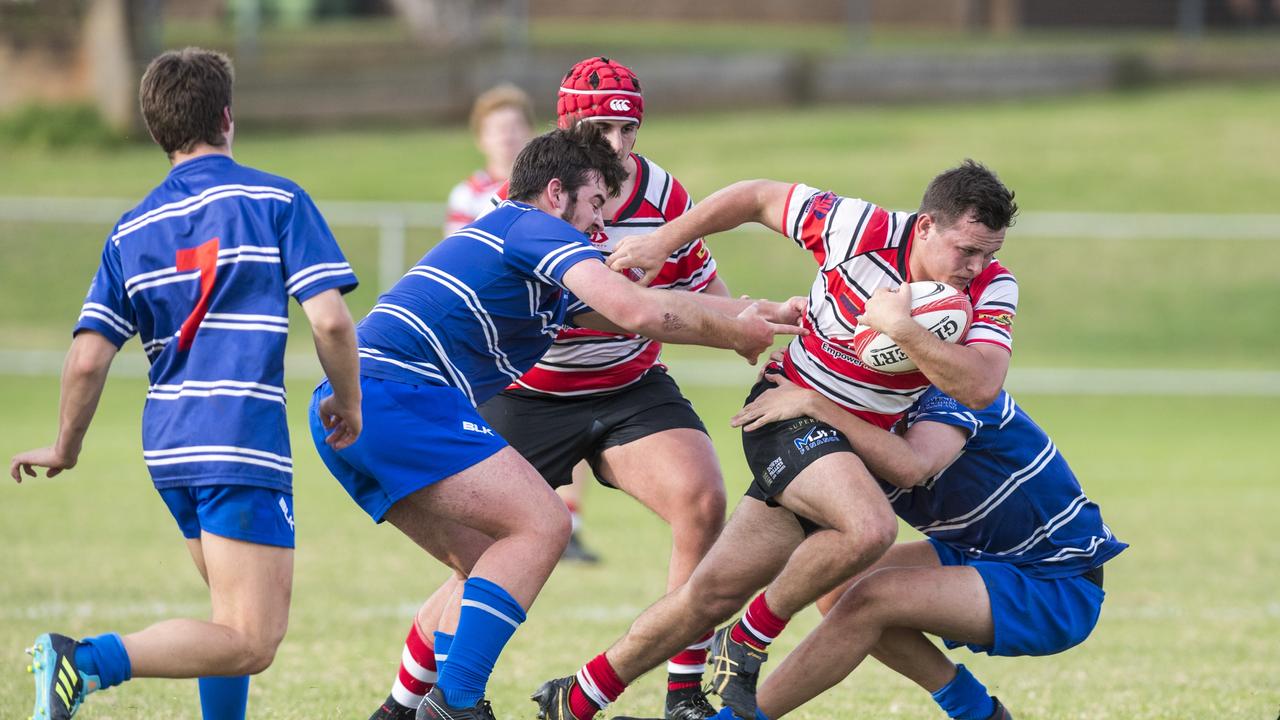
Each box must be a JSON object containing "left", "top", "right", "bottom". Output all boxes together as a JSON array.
[{"left": 851, "top": 281, "right": 972, "bottom": 374}]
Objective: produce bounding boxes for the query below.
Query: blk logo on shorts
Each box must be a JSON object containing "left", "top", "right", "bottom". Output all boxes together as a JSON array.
[
  {"left": 277, "top": 497, "right": 295, "bottom": 532},
  {"left": 462, "top": 420, "right": 495, "bottom": 436}
]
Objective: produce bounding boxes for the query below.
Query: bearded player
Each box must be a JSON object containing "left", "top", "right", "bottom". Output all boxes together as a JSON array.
[
  {"left": 372, "top": 57, "right": 739, "bottom": 720},
  {"left": 532, "top": 161, "right": 1021, "bottom": 720},
  {"left": 320, "top": 123, "right": 804, "bottom": 720}
]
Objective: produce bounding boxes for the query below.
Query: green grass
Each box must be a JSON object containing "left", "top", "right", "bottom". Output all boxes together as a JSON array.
[
  {"left": 1, "top": 375, "right": 1276, "bottom": 718},
  {"left": 3, "top": 83, "right": 1280, "bottom": 211},
  {"left": 2, "top": 84, "right": 1279, "bottom": 366},
  {"left": 1, "top": 81, "right": 1277, "bottom": 717}
]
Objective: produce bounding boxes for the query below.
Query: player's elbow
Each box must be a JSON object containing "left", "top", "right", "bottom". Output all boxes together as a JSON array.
[
  {"left": 309, "top": 311, "right": 355, "bottom": 342},
  {"left": 66, "top": 333, "right": 116, "bottom": 380},
  {"left": 952, "top": 383, "right": 1000, "bottom": 412}
]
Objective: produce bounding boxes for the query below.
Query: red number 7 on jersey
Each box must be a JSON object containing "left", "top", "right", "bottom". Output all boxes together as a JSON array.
[{"left": 175, "top": 237, "right": 220, "bottom": 351}]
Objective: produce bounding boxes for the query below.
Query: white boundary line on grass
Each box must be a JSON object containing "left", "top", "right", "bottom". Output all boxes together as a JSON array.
[{"left": 0, "top": 351, "right": 1277, "bottom": 397}]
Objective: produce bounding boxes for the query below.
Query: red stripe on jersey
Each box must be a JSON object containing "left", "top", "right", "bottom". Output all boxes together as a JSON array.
[
  {"left": 853, "top": 206, "right": 891, "bottom": 256},
  {"left": 797, "top": 191, "right": 838, "bottom": 265},
  {"left": 662, "top": 174, "right": 691, "bottom": 221},
  {"left": 965, "top": 338, "right": 1013, "bottom": 350},
  {"left": 516, "top": 341, "right": 663, "bottom": 394},
  {"left": 965, "top": 261, "right": 1007, "bottom": 304}
]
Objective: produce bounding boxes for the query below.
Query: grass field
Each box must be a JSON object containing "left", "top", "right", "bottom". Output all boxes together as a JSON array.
[
  {"left": 2, "top": 378, "right": 1277, "bottom": 719},
  {"left": 1, "top": 84, "right": 1278, "bottom": 718}
]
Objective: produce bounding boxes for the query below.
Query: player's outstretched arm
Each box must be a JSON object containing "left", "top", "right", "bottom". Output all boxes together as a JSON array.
[
  {"left": 663, "top": 291, "right": 807, "bottom": 328},
  {"left": 564, "top": 260, "right": 804, "bottom": 365},
  {"left": 10, "top": 331, "right": 118, "bottom": 482},
  {"left": 606, "top": 179, "right": 793, "bottom": 284},
  {"left": 861, "top": 284, "right": 1010, "bottom": 409},
  {"left": 301, "top": 289, "right": 362, "bottom": 450},
  {"left": 730, "top": 372, "right": 967, "bottom": 488}
]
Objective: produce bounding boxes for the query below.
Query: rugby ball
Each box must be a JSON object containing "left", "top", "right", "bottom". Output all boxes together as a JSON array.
[{"left": 851, "top": 282, "right": 972, "bottom": 374}]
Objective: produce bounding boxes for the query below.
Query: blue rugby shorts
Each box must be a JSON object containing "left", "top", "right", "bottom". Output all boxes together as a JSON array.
[
  {"left": 930, "top": 538, "right": 1106, "bottom": 657},
  {"left": 160, "top": 484, "right": 296, "bottom": 548},
  {"left": 309, "top": 376, "right": 508, "bottom": 522}
]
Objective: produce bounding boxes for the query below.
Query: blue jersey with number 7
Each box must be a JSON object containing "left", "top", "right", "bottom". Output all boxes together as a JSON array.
[{"left": 74, "top": 155, "right": 358, "bottom": 492}]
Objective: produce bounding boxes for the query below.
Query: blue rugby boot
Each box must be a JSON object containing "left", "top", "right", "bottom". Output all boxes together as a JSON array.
[{"left": 26, "top": 633, "right": 100, "bottom": 720}]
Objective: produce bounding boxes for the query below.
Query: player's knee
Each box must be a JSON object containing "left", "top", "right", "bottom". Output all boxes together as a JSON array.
[
  {"left": 852, "top": 510, "right": 898, "bottom": 561},
  {"left": 671, "top": 482, "right": 726, "bottom": 542},
  {"left": 226, "top": 629, "right": 284, "bottom": 675},
  {"left": 827, "top": 573, "right": 894, "bottom": 627},
  {"left": 531, "top": 498, "right": 572, "bottom": 550},
  {"left": 240, "top": 615, "right": 289, "bottom": 675}
]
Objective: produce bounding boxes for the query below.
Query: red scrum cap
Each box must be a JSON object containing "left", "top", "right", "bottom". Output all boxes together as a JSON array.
[{"left": 557, "top": 56, "right": 644, "bottom": 129}]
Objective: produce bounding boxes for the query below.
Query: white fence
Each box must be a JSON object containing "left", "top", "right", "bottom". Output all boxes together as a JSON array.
[{"left": 3, "top": 196, "right": 1278, "bottom": 291}]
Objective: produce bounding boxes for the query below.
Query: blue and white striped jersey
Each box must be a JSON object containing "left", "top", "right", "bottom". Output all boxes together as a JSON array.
[
  {"left": 355, "top": 201, "right": 604, "bottom": 406},
  {"left": 885, "top": 387, "right": 1127, "bottom": 579},
  {"left": 74, "top": 155, "right": 358, "bottom": 492}
]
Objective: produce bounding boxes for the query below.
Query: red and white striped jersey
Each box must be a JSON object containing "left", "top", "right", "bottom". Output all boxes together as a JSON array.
[
  {"left": 489, "top": 153, "right": 719, "bottom": 395},
  {"left": 778, "top": 184, "right": 1018, "bottom": 428},
  {"left": 445, "top": 170, "right": 503, "bottom": 237}
]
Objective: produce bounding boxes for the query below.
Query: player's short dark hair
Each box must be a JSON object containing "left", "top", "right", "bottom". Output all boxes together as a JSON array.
[
  {"left": 919, "top": 159, "right": 1018, "bottom": 230},
  {"left": 139, "top": 47, "right": 234, "bottom": 157},
  {"left": 508, "top": 123, "right": 626, "bottom": 203}
]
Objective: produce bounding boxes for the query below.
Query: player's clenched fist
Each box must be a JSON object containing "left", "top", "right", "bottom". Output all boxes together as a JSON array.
[
  {"left": 860, "top": 283, "right": 915, "bottom": 338},
  {"left": 605, "top": 231, "right": 671, "bottom": 286}
]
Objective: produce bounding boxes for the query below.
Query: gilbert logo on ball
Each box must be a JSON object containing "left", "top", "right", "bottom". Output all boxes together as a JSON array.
[{"left": 851, "top": 282, "right": 972, "bottom": 374}]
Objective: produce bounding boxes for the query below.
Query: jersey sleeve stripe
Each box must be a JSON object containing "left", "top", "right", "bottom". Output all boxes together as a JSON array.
[
  {"left": 77, "top": 309, "right": 134, "bottom": 338},
  {"left": 783, "top": 183, "right": 801, "bottom": 241},
  {"left": 536, "top": 245, "right": 600, "bottom": 282},
  {"left": 286, "top": 262, "right": 354, "bottom": 294},
  {"left": 964, "top": 337, "right": 1013, "bottom": 351},
  {"left": 969, "top": 322, "right": 1012, "bottom": 341},
  {"left": 80, "top": 303, "right": 134, "bottom": 332}
]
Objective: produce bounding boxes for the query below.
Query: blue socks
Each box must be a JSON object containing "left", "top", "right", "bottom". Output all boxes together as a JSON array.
[
  {"left": 436, "top": 577, "right": 526, "bottom": 708},
  {"left": 199, "top": 676, "right": 250, "bottom": 719},
  {"left": 931, "top": 664, "right": 995, "bottom": 720},
  {"left": 74, "top": 633, "right": 131, "bottom": 691},
  {"left": 433, "top": 631, "right": 454, "bottom": 674}
]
